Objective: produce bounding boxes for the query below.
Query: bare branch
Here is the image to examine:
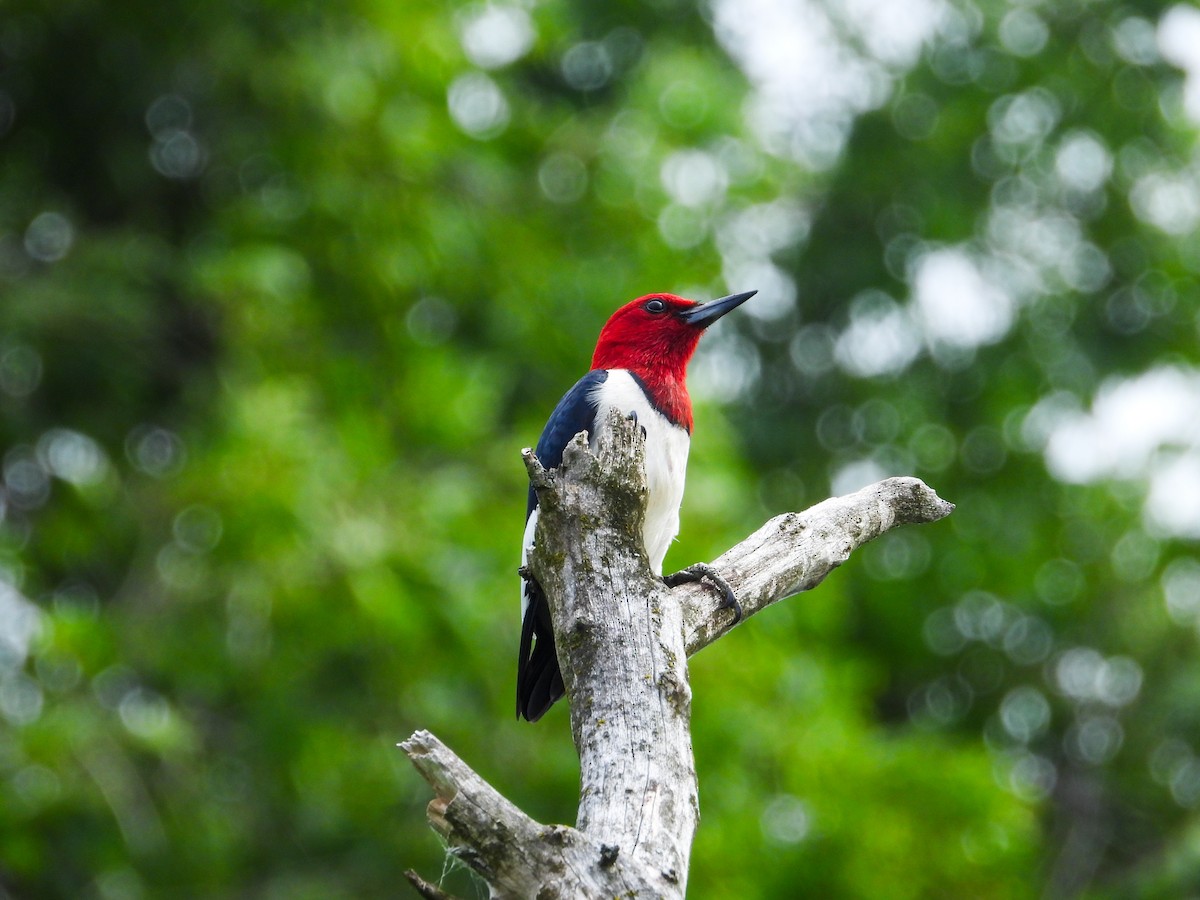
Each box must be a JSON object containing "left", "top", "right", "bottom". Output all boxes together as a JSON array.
[
  {"left": 525, "top": 412, "right": 696, "bottom": 896},
  {"left": 675, "top": 476, "right": 953, "bottom": 655},
  {"left": 403, "top": 418, "right": 954, "bottom": 896},
  {"left": 400, "top": 729, "right": 670, "bottom": 898},
  {"left": 403, "top": 869, "right": 462, "bottom": 900}
]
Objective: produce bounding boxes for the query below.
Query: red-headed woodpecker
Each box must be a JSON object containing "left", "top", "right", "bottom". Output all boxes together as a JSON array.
[{"left": 518, "top": 289, "right": 757, "bottom": 722}]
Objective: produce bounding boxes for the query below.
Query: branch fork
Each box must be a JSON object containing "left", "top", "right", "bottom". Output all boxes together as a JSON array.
[{"left": 403, "top": 411, "right": 953, "bottom": 898}]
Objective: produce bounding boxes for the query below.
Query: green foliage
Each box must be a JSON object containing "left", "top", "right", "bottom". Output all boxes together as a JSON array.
[{"left": 2, "top": 0, "right": 1199, "bottom": 896}]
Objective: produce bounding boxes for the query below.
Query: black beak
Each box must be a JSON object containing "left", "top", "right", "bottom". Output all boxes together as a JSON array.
[{"left": 679, "top": 290, "right": 757, "bottom": 328}]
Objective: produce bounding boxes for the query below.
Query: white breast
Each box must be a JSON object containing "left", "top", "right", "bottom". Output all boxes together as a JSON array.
[
  {"left": 520, "top": 369, "right": 690, "bottom": 619},
  {"left": 590, "top": 369, "right": 689, "bottom": 575}
]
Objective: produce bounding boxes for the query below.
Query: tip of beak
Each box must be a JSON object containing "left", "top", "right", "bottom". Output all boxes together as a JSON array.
[
  {"left": 722, "top": 289, "right": 758, "bottom": 305},
  {"left": 680, "top": 289, "right": 758, "bottom": 327}
]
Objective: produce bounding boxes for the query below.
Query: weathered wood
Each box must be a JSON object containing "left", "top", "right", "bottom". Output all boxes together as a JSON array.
[
  {"left": 402, "top": 413, "right": 954, "bottom": 897},
  {"left": 403, "top": 868, "right": 462, "bottom": 900},
  {"left": 400, "top": 728, "right": 667, "bottom": 898},
  {"left": 676, "top": 475, "right": 955, "bottom": 655},
  {"left": 524, "top": 413, "right": 697, "bottom": 895}
]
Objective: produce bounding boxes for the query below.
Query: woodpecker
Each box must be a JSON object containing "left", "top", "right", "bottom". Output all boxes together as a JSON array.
[{"left": 517, "top": 289, "right": 757, "bottom": 722}]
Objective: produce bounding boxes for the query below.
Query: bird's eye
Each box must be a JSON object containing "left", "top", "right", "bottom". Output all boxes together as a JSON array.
[{"left": 644, "top": 299, "right": 667, "bottom": 314}]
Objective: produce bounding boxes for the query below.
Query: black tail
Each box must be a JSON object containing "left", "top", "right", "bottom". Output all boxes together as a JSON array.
[{"left": 516, "top": 579, "right": 564, "bottom": 722}]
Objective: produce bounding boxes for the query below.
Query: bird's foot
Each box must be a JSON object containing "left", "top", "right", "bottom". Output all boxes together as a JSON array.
[
  {"left": 663, "top": 563, "right": 742, "bottom": 624},
  {"left": 627, "top": 409, "right": 647, "bottom": 440}
]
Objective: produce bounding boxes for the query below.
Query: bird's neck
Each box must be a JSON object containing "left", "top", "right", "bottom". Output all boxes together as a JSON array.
[
  {"left": 592, "top": 330, "right": 700, "bottom": 432},
  {"left": 627, "top": 368, "right": 693, "bottom": 433}
]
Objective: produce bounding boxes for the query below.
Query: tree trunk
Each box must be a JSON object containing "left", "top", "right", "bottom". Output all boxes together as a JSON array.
[{"left": 403, "top": 411, "right": 954, "bottom": 898}]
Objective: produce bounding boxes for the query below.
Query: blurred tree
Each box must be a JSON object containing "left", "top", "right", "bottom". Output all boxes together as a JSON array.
[{"left": 0, "top": 0, "right": 1197, "bottom": 897}]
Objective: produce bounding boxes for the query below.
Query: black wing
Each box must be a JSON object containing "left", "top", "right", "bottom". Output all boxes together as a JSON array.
[{"left": 525, "top": 369, "right": 609, "bottom": 519}]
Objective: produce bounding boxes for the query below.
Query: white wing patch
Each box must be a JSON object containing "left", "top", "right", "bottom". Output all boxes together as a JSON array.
[{"left": 520, "top": 509, "right": 537, "bottom": 619}]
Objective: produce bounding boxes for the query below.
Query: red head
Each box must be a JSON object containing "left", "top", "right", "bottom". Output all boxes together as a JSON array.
[{"left": 591, "top": 290, "right": 756, "bottom": 431}]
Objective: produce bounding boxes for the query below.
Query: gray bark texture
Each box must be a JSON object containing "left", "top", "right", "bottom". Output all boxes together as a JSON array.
[{"left": 402, "top": 411, "right": 954, "bottom": 899}]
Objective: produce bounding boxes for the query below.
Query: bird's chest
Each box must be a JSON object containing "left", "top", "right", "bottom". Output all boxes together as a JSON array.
[{"left": 591, "top": 371, "right": 690, "bottom": 572}]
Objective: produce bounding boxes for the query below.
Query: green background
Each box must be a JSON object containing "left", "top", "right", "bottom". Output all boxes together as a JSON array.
[{"left": 2, "top": 0, "right": 1199, "bottom": 896}]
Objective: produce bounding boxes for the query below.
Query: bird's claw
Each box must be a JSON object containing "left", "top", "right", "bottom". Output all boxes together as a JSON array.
[
  {"left": 663, "top": 563, "right": 742, "bottom": 624},
  {"left": 626, "top": 409, "right": 647, "bottom": 440}
]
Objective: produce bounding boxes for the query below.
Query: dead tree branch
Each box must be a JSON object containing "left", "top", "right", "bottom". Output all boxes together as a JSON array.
[{"left": 402, "top": 412, "right": 953, "bottom": 897}]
